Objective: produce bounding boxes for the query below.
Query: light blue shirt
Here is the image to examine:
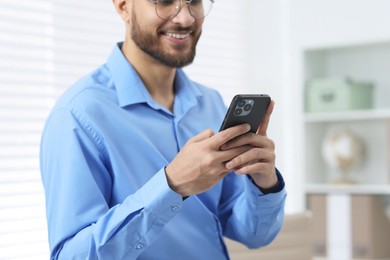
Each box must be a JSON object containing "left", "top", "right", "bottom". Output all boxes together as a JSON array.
[{"left": 40, "top": 43, "right": 286, "bottom": 260}]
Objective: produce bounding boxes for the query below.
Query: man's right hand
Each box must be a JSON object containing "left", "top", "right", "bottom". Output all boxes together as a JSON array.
[{"left": 165, "top": 124, "right": 251, "bottom": 197}]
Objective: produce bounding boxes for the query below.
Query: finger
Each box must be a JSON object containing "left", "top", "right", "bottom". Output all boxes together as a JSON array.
[
  {"left": 225, "top": 147, "right": 275, "bottom": 170},
  {"left": 234, "top": 162, "right": 274, "bottom": 175},
  {"left": 188, "top": 128, "right": 215, "bottom": 143},
  {"left": 209, "top": 123, "right": 250, "bottom": 148},
  {"left": 219, "top": 145, "right": 252, "bottom": 164},
  {"left": 231, "top": 159, "right": 257, "bottom": 173},
  {"left": 256, "top": 100, "right": 275, "bottom": 136},
  {"left": 221, "top": 133, "right": 274, "bottom": 151}
]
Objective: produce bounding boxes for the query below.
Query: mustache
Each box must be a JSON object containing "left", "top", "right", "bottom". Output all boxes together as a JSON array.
[{"left": 159, "top": 25, "right": 195, "bottom": 33}]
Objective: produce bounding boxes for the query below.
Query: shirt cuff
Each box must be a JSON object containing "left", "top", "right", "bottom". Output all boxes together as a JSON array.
[
  {"left": 246, "top": 168, "right": 285, "bottom": 194},
  {"left": 137, "top": 167, "right": 184, "bottom": 223}
]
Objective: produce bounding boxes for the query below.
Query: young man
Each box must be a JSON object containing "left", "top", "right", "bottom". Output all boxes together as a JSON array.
[{"left": 40, "top": 0, "right": 286, "bottom": 259}]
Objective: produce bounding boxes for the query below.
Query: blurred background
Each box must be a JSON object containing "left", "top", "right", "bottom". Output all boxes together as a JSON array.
[{"left": 1, "top": 0, "right": 390, "bottom": 259}]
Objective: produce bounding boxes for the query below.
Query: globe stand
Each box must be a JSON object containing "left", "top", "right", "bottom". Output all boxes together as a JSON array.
[{"left": 332, "top": 169, "right": 355, "bottom": 185}]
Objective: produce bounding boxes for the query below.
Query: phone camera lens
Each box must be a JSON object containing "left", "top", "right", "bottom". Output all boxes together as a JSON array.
[
  {"left": 238, "top": 100, "right": 246, "bottom": 107},
  {"left": 234, "top": 108, "right": 242, "bottom": 116},
  {"left": 244, "top": 104, "right": 252, "bottom": 111}
]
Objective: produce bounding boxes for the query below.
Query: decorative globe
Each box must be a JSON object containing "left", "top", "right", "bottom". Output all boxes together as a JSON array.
[{"left": 321, "top": 128, "right": 365, "bottom": 184}]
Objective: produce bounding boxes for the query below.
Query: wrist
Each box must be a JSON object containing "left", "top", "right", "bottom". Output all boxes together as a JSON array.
[
  {"left": 250, "top": 170, "right": 278, "bottom": 189},
  {"left": 164, "top": 166, "right": 190, "bottom": 198},
  {"left": 248, "top": 169, "right": 285, "bottom": 194}
]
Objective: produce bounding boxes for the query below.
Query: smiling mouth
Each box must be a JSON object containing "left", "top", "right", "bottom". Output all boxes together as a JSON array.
[{"left": 165, "top": 32, "right": 191, "bottom": 39}]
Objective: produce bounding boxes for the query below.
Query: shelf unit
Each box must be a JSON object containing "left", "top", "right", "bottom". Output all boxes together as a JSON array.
[
  {"left": 288, "top": 2, "right": 390, "bottom": 259},
  {"left": 302, "top": 41, "right": 390, "bottom": 260},
  {"left": 303, "top": 42, "right": 390, "bottom": 189}
]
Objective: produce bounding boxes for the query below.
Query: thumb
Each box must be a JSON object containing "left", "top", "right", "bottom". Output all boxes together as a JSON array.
[{"left": 257, "top": 100, "right": 275, "bottom": 136}]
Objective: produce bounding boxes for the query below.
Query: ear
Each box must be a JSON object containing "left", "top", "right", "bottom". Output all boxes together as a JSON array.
[{"left": 112, "top": 0, "right": 130, "bottom": 22}]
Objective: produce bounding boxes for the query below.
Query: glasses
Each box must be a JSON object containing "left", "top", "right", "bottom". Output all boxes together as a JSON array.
[{"left": 146, "top": 0, "right": 214, "bottom": 20}]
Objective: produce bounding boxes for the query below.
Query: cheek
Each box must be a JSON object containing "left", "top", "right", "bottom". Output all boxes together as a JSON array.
[
  {"left": 195, "top": 19, "right": 204, "bottom": 30},
  {"left": 137, "top": 18, "right": 164, "bottom": 37},
  {"left": 135, "top": 3, "right": 163, "bottom": 25}
]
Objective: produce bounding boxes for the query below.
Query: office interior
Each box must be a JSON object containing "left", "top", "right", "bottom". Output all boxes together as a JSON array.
[{"left": 1, "top": 0, "right": 390, "bottom": 259}]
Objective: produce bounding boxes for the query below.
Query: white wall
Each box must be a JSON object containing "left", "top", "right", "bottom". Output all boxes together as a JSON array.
[
  {"left": 291, "top": 0, "right": 390, "bottom": 48},
  {"left": 245, "top": 0, "right": 302, "bottom": 213}
]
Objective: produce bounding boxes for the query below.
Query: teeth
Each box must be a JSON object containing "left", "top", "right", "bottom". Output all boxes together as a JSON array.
[{"left": 166, "top": 33, "right": 189, "bottom": 39}]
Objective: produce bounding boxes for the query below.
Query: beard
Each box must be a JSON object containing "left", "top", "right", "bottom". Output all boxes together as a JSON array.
[{"left": 130, "top": 11, "right": 201, "bottom": 68}]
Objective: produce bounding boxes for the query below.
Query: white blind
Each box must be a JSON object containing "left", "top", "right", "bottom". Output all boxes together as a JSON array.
[
  {"left": 0, "top": 1, "right": 248, "bottom": 258},
  {"left": 0, "top": 1, "right": 54, "bottom": 258},
  {"left": 0, "top": 0, "right": 122, "bottom": 258}
]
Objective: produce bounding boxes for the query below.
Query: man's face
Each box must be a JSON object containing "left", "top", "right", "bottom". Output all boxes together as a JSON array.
[{"left": 130, "top": 1, "right": 203, "bottom": 68}]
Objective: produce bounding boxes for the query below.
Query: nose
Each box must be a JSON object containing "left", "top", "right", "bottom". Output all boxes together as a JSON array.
[{"left": 171, "top": 1, "right": 195, "bottom": 25}]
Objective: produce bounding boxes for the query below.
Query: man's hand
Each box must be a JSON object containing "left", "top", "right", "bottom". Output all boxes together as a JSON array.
[
  {"left": 165, "top": 124, "right": 252, "bottom": 197},
  {"left": 220, "top": 100, "right": 278, "bottom": 189}
]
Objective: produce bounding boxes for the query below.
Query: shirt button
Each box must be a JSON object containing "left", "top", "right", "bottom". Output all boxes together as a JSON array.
[
  {"left": 136, "top": 243, "right": 144, "bottom": 250},
  {"left": 171, "top": 206, "right": 179, "bottom": 212}
]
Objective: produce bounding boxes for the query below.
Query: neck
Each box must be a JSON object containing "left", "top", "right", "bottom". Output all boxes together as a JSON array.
[{"left": 121, "top": 39, "right": 176, "bottom": 111}]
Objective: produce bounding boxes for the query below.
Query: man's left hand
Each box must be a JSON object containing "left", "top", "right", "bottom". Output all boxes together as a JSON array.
[{"left": 220, "top": 100, "right": 278, "bottom": 189}]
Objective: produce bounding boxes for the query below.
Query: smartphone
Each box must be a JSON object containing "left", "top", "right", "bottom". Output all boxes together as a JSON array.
[{"left": 219, "top": 94, "right": 271, "bottom": 133}]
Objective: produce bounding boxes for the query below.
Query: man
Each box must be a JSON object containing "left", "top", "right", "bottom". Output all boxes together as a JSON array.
[{"left": 40, "top": 0, "right": 287, "bottom": 259}]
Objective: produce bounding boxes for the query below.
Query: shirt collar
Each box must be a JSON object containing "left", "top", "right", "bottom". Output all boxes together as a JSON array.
[
  {"left": 107, "top": 42, "right": 150, "bottom": 108},
  {"left": 106, "top": 42, "right": 203, "bottom": 113}
]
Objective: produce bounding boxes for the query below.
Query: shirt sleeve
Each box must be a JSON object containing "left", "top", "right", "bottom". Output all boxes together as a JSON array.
[
  {"left": 40, "top": 108, "right": 183, "bottom": 259},
  {"left": 218, "top": 170, "right": 287, "bottom": 249}
]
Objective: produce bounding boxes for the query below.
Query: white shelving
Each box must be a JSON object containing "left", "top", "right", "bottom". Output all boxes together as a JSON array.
[
  {"left": 305, "top": 184, "right": 390, "bottom": 195},
  {"left": 305, "top": 109, "right": 390, "bottom": 123},
  {"left": 303, "top": 42, "right": 390, "bottom": 188},
  {"left": 301, "top": 36, "right": 390, "bottom": 260},
  {"left": 290, "top": 2, "right": 390, "bottom": 259}
]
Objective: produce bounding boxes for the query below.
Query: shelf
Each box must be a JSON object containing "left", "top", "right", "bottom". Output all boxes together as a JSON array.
[
  {"left": 305, "top": 108, "right": 390, "bottom": 123},
  {"left": 305, "top": 184, "right": 390, "bottom": 195}
]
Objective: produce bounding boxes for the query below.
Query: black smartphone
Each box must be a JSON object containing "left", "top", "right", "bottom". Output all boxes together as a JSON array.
[{"left": 219, "top": 94, "right": 271, "bottom": 133}]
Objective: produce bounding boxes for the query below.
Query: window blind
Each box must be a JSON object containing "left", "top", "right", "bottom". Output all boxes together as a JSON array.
[
  {"left": 0, "top": 1, "right": 123, "bottom": 258},
  {"left": 0, "top": 1, "right": 54, "bottom": 258},
  {"left": 0, "top": 1, "right": 248, "bottom": 258}
]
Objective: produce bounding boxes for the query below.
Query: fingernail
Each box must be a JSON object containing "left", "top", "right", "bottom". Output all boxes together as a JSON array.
[
  {"left": 226, "top": 161, "right": 234, "bottom": 169},
  {"left": 246, "top": 124, "right": 251, "bottom": 131}
]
